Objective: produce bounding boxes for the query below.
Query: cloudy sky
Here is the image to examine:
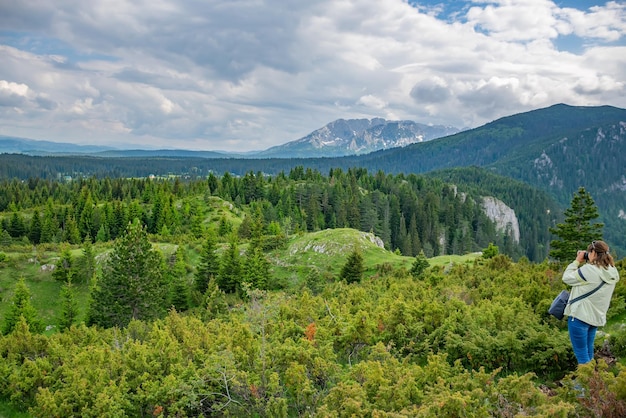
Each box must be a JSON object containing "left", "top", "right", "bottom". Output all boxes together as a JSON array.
[{"left": 0, "top": 0, "right": 625, "bottom": 151}]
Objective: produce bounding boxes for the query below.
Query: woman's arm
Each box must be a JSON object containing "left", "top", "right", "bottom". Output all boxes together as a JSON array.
[{"left": 562, "top": 250, "right": 588, "bottom": 286}]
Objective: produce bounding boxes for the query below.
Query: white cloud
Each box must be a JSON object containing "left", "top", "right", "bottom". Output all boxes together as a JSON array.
[
  {"left": 561, "top": 1, "right": 626, "bottom": 41},
  {"left": 0, "top": 0, "right": 624, "bottom": 150}
]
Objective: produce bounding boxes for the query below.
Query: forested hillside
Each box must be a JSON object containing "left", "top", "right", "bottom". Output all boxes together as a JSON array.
[
  {"left": 0, "top": 168, "right": 538, "bottom": 261},
  {"left": 425, "top": 167, "right": 562, "bottom": 262}
]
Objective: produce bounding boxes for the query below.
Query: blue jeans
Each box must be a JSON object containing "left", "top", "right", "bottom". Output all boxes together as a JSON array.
[{"left": 568, "top": 317, "right": 597, "bottom": 364}]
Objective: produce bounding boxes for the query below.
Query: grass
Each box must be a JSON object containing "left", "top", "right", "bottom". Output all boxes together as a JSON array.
[
  {"left": 268, "top": 228, "right": 408, "bottom": 285},
  {"left": 429, "top": 252, "right": 483, "bottom": 267},
  {"left": 0, "top": 399, "right": 30, "bottom": 418},
  {"left": 268, "top": 228, "right": 481, "bottom": 289},
  {"left": 0, "top": 247, "right": 93, "bottom": 331}
]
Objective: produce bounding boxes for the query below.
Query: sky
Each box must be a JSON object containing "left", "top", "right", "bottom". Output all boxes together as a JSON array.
[{"left": 0, "top": 0, "right": 625, "bottom": 152}]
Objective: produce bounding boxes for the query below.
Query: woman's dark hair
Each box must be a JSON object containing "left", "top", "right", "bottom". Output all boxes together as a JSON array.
[{"left": 587, "top": 240, "right": 615, "bottom": 268}]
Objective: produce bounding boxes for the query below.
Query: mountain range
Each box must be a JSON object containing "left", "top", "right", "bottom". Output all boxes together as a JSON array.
[
  {"left": 0, "top": 118, "right": 460, "bottom": 159},
  {"left": 253, "top": 118, "right": 460, "bottom": 158}
]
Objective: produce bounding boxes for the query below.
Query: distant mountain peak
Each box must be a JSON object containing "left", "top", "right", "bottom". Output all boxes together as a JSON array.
[{"left": 255, "top": 118, "right": 460, "bottom": 158}]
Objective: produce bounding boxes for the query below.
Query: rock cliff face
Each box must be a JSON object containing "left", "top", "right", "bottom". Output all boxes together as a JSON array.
[{"left": 482, "top": 196, "right": 520, "bottom": 244}]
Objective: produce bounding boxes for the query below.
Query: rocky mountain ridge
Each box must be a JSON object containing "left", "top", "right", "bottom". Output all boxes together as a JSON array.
[{"left": 255, "top": 118, "right": 460, "bottom": 158}]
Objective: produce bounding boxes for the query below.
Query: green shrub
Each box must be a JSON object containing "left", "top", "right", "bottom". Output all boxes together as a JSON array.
[{"left": 608, "top": 328, "right": 626, "bottom": 358}]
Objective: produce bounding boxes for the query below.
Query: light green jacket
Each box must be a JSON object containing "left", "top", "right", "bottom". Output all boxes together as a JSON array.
[{"left": 562, "top": 261, "right": 620, "bottom": 326}]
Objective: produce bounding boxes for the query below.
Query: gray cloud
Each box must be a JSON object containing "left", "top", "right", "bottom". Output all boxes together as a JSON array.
[
  {"left": 410, "top": 78, "right": 452, "bottom": 104},
  {"left": 0, "top": 0, "right": 624, "bottom": 150}
]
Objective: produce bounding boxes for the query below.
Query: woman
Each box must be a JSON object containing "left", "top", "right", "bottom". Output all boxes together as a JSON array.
[{"left": 562, "top": 240, "right": 620, "bottom": 364}]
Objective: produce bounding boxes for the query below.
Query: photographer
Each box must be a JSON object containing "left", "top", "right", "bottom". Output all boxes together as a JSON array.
[{"left": 562, "top": 240, "right": 620, "bottom": 364}]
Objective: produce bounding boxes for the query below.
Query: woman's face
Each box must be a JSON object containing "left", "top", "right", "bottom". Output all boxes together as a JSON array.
[{"left": 588, "top": 249, "right": 597, "bottom": 262}]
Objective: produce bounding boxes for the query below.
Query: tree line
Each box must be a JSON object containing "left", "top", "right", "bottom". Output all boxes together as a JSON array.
[{"left": 0, "top": 167, "right": 526, "bottom": 260}]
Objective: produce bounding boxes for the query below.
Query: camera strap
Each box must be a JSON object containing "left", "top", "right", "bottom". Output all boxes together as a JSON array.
[{"left": 568, "top": 281, "right": 606, "bottom": 305}]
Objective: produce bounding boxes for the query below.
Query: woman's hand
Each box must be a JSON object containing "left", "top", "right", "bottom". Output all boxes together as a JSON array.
[{"left": 576, "top": 250, "right": 586, "bottom": 263}]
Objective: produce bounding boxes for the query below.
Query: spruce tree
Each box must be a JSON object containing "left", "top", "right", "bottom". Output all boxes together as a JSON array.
[
  {"left": 0, "top": 229, "right": 12, "bottom": 247},
  {"left": 87, "top": 219, "right": 167, "bottom": 328},
  {"left": 77, "top": 237, "right": 97, "bottom": 285},
  {"left": 340, "top": 247, "right": 365, "bottom": 284},
  {"left": 40, "top": 207, "right": 58, "bottom": 244},
  {"left": 203, "top": 276, "right": 228, "bottom": 320},
  {"left": 63, "top": 215, "right": 81, "bottom": 245},
  {"left": 52, "top": 244, "right": 74, "bottom": 282},
  {"left": 58, "top": 277, "right": 79, "bottom": 331},
  {"left": 8, "top": 210, "right": 26, "bottom": 238},
  {"left": 549, "top": 187, "right": 603, "bottom": 264},
  {"left": 3, "top": 277, "right": 44, "bottom": 334},
  {"left": 244, "top": 244, "right": 271, "bottom": 290},
  {"left": 195, "top": 230, "right": 220, "bottom": 293},
  {"left": 28, "top": 210, "right": 42, "bottom": 244},
  {"left": 218, "top": 234, "right": 242, "bottom": 293},
  {"left": 410, "top": 250, "right": 430, "bottom": 278},
  {"left": 169, "top": 246, "right": 191, "bottom": 311}
]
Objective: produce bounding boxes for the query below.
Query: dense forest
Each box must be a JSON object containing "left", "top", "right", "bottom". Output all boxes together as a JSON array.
[{"left": 0, "top": 167, "right": 534, "bottom": 261}]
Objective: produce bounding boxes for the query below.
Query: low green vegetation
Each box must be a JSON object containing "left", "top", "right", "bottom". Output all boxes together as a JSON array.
[{"left": 1, "top": 230, "right": 626, "bottom": 416}]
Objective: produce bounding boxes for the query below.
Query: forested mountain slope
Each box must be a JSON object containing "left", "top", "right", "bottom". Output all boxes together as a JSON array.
[
  {"left": 373, "top": 104, "right": 626, "bottom": 255},
  {"left": 425, "top": 166, "right": 561, "bottom": 262}
]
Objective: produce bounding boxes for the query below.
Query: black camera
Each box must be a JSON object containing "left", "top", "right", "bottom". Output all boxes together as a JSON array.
[{"left": 584, "top": 251, "right": 589, "bottom": 261}]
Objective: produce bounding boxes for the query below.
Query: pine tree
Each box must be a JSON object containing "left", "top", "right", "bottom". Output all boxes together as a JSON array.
[
  {"left": 58, "top": 277, "right": 79, "bottom": 331},
  {"left": 52, "top": 244, "right": 74, "bottom": 282},
  {"left": 218, "top": 234, "right": 242, "bottom": 293},
  {"left": 28, "top": 210, "right": 42, "bottom": 244},
  {"left": 410, "top": 250, "right": 430, "bottom": 278},
  {"left": 482, "top": 242, "right": 500, "bottom": 259},
  {"left": 87, "top": 219, "right": 167, "bottom": 328},
  {"left": 549, "top": 187, "right": 603, "bottom": 264},
  {"left": 2, "top": 277, "right": 44, "bottom": 334},
  {"left": 244, "top": 244, "right": 271, "bottom": 290},
  {"left": 195, "top": 231, "right": 220, "bottom": 293},
  {"left": 169, "top": 246, "right": 191, "bottom": 311},
  {"left": 77, "top": 237, "right": 96, "bottom": 284},
  {"left": 340, "top": 247, "right": 365, "bottom": 284}
]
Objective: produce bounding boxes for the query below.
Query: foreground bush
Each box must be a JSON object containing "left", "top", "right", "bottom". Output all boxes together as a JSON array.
[{"left": 0, "top": 259, "right": 625, "bottom": 416}]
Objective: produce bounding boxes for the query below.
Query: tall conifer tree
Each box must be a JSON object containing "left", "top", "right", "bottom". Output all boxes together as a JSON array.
[
  {"left": 3, "top": 277, "right": 43, "bottom": 334},
  {"left": 28, "top": 210, "right": 42, "bottom": 244},
  {"left": 195, "top": 230, "right": 220, "bottom": 293},
  {"left": 87, "top": 219, "right": 167, "bottom": 328},
  {"left": 218, "top": 234, "right": 242, "bottom": 293},
  {"left": 58, "top": 277, "right": 79, "bottom": 331},
  {"left": 169, "top": 246, "right": 191, "bottom": 311},
  {"left": 340, "top": 247, "right": 365, "bottom": 284},
  {"left": 549, "top": 187, "right": 603, "bottom": 264}
]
